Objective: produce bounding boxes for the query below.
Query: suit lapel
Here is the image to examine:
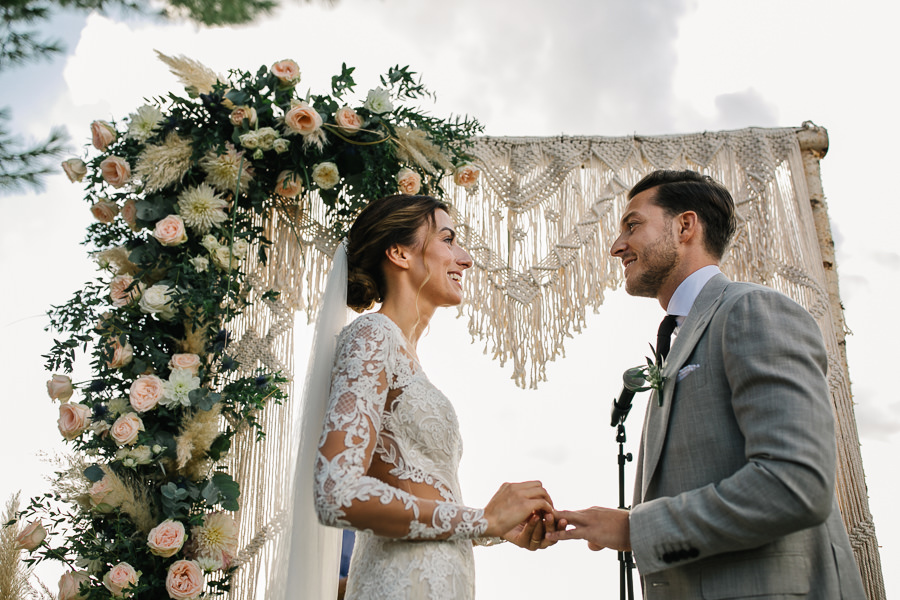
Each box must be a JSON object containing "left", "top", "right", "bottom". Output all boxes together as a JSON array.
[{"left": 640, "top": 274, "right": 730, "bottom": 500}]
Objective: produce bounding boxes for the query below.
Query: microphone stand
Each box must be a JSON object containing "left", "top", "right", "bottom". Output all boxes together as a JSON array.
[{"left": 613, "top": 415, "right": 636, "bottom": 600}]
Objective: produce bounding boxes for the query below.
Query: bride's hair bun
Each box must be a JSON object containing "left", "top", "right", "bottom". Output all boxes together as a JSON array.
[{"left": 345, "top": 194, "right": 449, "bottom": 313}]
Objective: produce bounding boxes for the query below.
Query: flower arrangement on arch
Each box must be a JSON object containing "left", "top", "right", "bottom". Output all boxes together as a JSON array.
[{"left": 11, "top": 54, "right": 482, "bottom": 599}]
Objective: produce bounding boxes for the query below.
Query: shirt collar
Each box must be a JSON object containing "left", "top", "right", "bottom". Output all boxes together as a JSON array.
[{"left": 666, "top": 265, "right": 721, "bottom": 325}]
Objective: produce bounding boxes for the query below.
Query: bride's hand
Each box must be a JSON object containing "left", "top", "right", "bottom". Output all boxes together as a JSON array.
[
  {"left": 504, "top": 511, "right": 558, "bottom": 550},
  {"left": 483, "top": 481, "right": 553, "bottom": 538}
]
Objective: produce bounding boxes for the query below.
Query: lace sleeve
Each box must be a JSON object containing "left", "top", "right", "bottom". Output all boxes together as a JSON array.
[{"left": 313, "top": 316, "right": 488, "bottom": 541}]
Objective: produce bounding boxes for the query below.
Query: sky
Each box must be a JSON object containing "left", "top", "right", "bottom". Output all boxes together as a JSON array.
[{"left": 1, "top": 0, "right": 898, "bottom": 597}]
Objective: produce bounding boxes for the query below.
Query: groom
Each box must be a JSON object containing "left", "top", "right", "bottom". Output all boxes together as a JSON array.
[{"left": 548, "top": 170, "right": 866, "bottom": 598}]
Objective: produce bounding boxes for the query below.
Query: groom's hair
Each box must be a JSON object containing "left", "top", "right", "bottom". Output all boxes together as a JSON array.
[{"left": 629, "top": 170, "right": 737, "bottom": 260}]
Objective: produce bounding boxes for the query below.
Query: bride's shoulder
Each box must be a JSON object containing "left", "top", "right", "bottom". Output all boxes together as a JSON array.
[{"left": 339, "top": 312, "right": 399, "bottom": 345}]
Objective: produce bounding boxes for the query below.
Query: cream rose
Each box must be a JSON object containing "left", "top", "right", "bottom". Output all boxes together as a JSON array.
[
  {"left": 107, "top": 339, "right": 134, "bottom": 369},
  {"left": 396, "top": 167, "right": 422, "bottom": 195},
  {"left": 334, "top": 106, "right": 362, "bottom": 135},
  {"left": 364, "top": 87, "right": 393, "bottom": 114},
  {"left": 272, "top": 138, "right": 290, "bottom": 154},
  {"left": 284, "top": 101, "right": 323, "bottom": 136},
  {"left": 89, "top": 475, "right": 123, "bottom": 510},
  {"left": 453, "top": 164, "right": 480, "bottom": 189},
  {"left": 110, "top": 412, "right": 144, "bottom": 446},
  {"left": 120, "top": 198, "right": 139, "bottom": 231},
  {"left": 153, "top": 215, "right": 188, "bottom": 246},
  {"left": 139, "top": 284, "right": 175, "bottom": 320},
  {"left": 47, "top": 374, "right": 74, "bottom": 401},
  {"left": 275, "top": 170, "right": 303, "bottom": 197},
  {"left": 16, "top": 520, "right": 46, "bottom": 551},
  {"left": 147, "top": 519, "right": 187, "bottom": 558},
  {"left": 169, "top": 353, "right": 201, "bottom": 375},
  {"left": 62, "top": 158, "right": 87, "bottom": 182},
  {"left": 91, "top": 200, "right": 120, "bottom": 224},
  {"left": 311, "top": 162, "right": 340, "bottom": 190},
  {"left": 129, "top": 374, "right": 164, "bottom": 412},
  {"left": 58, "top": 402, "right": 92, "bottom": 440},
  {"left": 91, "top": 120, "right": 117, "bottom": 151},
  {"left": 271, "top": 59, "right": 300, "bottom": 86},
  {"left": 211, "top": 246, "right": 238, "bottom": 270},
  {"left": 110, "top": 274, "right": 141, "bottom": 307},
  {"left": 58, "top": 571, "right": 89, "bottom": 600},
  {"left": 103, "top": 562, "right": 139, "bottom": 598},
  {"left": 99, "top": 156, "right": 131, "bottom": 188},
  {"left": 189, "top": 256, "right": 208, "bottom": 272},
  {"left": 229, "top": 105, "right": 257, "bottom": 127}
]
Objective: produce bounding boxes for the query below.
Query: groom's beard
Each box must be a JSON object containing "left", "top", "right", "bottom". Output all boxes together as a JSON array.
[{"left": 625, "top": 230, "right": 679, "bottom": 299}]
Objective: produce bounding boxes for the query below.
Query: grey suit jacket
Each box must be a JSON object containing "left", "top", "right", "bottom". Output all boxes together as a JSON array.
[{"left": 629, "top": 274, "right": 865, "bottom": 599}]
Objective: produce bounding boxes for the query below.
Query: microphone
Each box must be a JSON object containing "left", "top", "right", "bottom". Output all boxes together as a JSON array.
[{"left": 610, "top": 367, "right": 648, "bottom": 426}]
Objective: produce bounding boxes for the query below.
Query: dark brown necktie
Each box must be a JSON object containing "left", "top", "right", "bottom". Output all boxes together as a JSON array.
[{"left": 656, "top": 314, "right": 678, "bottom": 362}]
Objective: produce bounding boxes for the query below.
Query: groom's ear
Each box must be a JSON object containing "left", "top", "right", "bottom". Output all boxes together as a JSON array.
[
  {"left": 676, "top": 211, "right": 700, "bottom": 243},
  {"left": 385, "top": 243, "right": 412, "bottom": 270}
]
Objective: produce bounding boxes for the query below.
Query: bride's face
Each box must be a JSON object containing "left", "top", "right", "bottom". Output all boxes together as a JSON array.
[{"left": 411, "top": 209, "right": 473, "bottom": 308}]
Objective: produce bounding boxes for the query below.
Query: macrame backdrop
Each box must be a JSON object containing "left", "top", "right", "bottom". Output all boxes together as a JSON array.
[{"left": 220, "top": 124, "right": 886, "bottom": 599}]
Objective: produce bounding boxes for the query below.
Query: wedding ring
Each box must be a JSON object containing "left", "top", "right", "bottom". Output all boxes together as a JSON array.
[{"left": 530, "top": 539, "right": 541, "bottom": 545}]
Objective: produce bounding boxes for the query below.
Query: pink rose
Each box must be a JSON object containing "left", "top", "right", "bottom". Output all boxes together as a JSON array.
[
  {"left": 110, "top": 274, "right": 142, "bottom": 307},
  {"left": 121, "top": 199, "right": 139, "bottom": 231},
  {"left": 271, "top": 59, "right": 300, "bottom": 86},
  {"left": 147, "top": 519, "right": 186, "bottom": 558},
  {"left": 110, "top": 412, "right": 144, "bottom": 446},
  {"left": 396, "top": 167, "right": 422, "bottom": 195},
  {"left": 58, "top": 402, "right": 92, "bottom": 440},
  {"left": 453, "top": 164, "right": 480, "bottom": 189},
  {"left": 89, "top": 475, "right": 122, "bottom": 510},
  {"left": 334, "top": 106, "right": 362, "bottom": 135},
  {"left": 274, "top": 170, "right": 303, "bottom": 197},
  {"left": 129, "top": 375, "right": 164, "bottom": 412},
  {"left": 107, "top": 339, "right": 134, "bottom": 369},
  {"left": 62, "top": 158, "right": 87, "bottom": 182},
  {"left": 91, "top": 120, "right": 117, "bottom": 151},
  {"left": 58, "top": 571, "right": 90, "bottom": 600},
  {"left": 169, "top": 353, "right": 201, "bottom": 375},
  {"left": 166, "top": 560, "right": 204, "bottom": 600},
  {"left": 91, "top": 199, "right": 120, "bottom": 224},
  {"left": 153, "top": 214, "right": 188, "bottom": 246},
  {"left": 47, "top": 374, "right": 74, "bottom": 401},
  {"left": 229, "top": 106, "right": 257, "bottom": 127},
  {"left": 99, "top": 156, "right": 131, "bottom": 188},
  {"left": 103, "top": 562, "right": 139, "bottom": 598},
  {"left": 16, "top": 520, "right": 46, "bottom": 551},
  {"left": 284, "top": 102, "right": 322, "bottom": 135}
]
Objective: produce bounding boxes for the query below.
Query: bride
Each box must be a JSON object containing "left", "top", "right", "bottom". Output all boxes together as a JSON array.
[{"left": 292, "top": 194, "right": 556, "bottom": 600}]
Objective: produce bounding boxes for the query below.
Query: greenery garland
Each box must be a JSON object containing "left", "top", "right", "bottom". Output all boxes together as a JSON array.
[{"left": 8, "top": 55, "right": 481, "bottom": 600}]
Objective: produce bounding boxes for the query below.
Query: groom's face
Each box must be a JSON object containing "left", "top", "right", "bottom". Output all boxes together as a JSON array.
[{"left": 611, "top": 188, "right": 680, "bottom": 300}]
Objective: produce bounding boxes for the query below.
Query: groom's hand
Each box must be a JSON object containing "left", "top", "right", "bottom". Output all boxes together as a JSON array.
[
  {"left": 505, "top": 510, "right": 559, "bottom": 550},
  {"left": 545, "top": 506, "right": 631, "bottom": 552}
]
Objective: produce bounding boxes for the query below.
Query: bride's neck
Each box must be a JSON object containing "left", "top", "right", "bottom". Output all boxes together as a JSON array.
[{"left": 378, "top": 296, "right": 434, "bottom": 350}]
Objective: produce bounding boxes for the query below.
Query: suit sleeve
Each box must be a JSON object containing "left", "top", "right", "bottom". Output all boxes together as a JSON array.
[{"left": 629, "top": 289, "right": 836, "bottom": 574}]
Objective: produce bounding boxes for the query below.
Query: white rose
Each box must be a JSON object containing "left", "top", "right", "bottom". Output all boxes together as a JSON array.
[
  {"left": 364, "top": 87, "right": 393, "bottom": 114},
  {"left": 139, "top": 284, "right": 175, "bottom": 320},
  {"left": 272, "top": 138, "right": 290, "bottom": 154},
  {"left": 311, "top": 162, "right": 340, "bottom": 190}
]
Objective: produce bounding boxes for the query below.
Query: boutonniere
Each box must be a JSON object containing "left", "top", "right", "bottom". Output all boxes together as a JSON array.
[{"left": 643, "top": 343, "right": 668, "bottom": 406}]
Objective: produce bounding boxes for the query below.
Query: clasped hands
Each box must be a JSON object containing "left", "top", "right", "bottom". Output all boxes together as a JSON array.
[{"left": 484, "top": 481, "right": 631, "bottom": 552}]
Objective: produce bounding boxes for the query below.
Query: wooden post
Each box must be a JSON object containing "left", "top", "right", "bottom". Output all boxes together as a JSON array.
[{"left": 796, "top": 122, "right": 886, "bottom": 599}]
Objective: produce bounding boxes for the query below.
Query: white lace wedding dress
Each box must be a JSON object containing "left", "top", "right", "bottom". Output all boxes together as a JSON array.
[{"left": 313, "top": 312, "right": 491, "bottom": 600}]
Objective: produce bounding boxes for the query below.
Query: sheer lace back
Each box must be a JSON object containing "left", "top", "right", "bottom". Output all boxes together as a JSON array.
[{"left": 313, "top": 313, "right": 485, "bottom": 599}]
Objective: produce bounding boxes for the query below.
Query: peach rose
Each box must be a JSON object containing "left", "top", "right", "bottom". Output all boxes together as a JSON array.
[
  {"left": 110, "top": 412, "right": 143, "bottom": 446},
  {"left": 91, "top": 120, "right": 117, "bottom": 151},
  {"left": 99, "top": 156, "right": 131, "bottom": 188},
  {"left": 108, "top": 339, "right": 134, "bottom": 369},
  {"left": 284, "top": 101, "right": 322, "bottom": 135},
  {"left": 453, "top": 164, "right": 480, "bottom": 189},
  {"left": 91, "top": 199, "right": 119, "bottom": 224},
  {"left": 121, "top": 198, "right": 139, "bottom": 230},
  {"left": 47, "top": 374, "right": 74, "bottom": 401},
  {"left": 103, "top": 562, "right": 139, "bottom": 598},
  {"left": 16, "top": 520, "right": 46, "bottom": 551},
  {"left": 169, "top": 353, "right": 201, "bottom": 375},
  {"left": 58, "top": 570, "right": 89, "bottom": 600},
  {"left": 396, "top": 167, "right": 422, "bottom": 195},
  {"left": 147, "top": 519, "right": 187, "bottom": 558},
  {"left": 110, "top": 274, "right": 141, "bottom": 307},
  {"left": 89, "top": 475, "right": 123, "bottom": 511},
  {"left": 58, "top": 402, "right": 92, "bottom": 440},
  {"left": 271, "top": 59, "right": 300, "bottom": 86},
  {"left": 62, "top": 158, "right": 87, "bottom": 182},
  {"left": 153, "top": 214, "right": 188, "bottom": 246},
  {"left": 274, "top": 170, "right": 303, "bottom": 197},
  {"left": 334, "top": 106, "right": 362, "bottom": 135},
  {"left": 129, "top": 374, "right": 164, "bottom": 412},
  {"left": 229, "top": 105, "right": 257, "bottom": 127}
]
